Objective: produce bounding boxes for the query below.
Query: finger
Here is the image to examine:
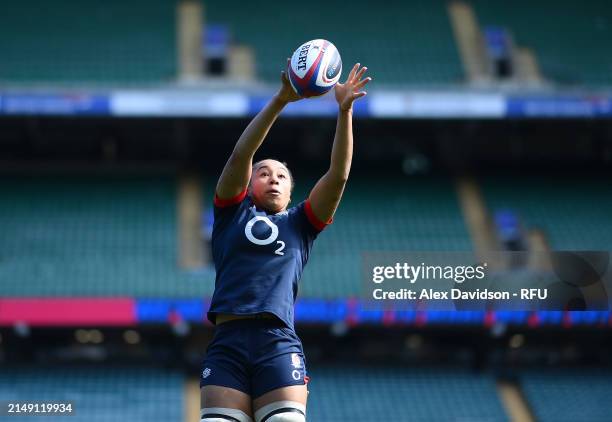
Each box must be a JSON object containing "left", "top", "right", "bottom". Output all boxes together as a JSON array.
[
  {"left": 352, "top": 66, "right": 367, "bottom": 83},
  {"left": 354, "top": 76, "right": 372, "bottom": 90},
  {"left": 352, "top": 91, "right": 367, "bottom": 99},
  {"left": 346, "top": 63, "right": 359, "bottom": 83}
]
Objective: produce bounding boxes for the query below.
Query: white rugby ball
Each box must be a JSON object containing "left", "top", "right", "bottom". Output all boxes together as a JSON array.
[{"left": 288, "top": 39, "right": 342, "bottom": 98}]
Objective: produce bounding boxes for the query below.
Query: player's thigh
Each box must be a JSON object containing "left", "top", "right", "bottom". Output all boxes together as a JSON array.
[
  {"left": 252, "top": 385, "right": 307, "bottom": 416},
  {"left": 201, "top": 385, "right": 253, "bottom": 416}
]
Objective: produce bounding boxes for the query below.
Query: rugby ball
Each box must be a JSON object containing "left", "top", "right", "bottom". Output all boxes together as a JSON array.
[{"left": 288, "top": 39, "right": 342, "bottom": 98}]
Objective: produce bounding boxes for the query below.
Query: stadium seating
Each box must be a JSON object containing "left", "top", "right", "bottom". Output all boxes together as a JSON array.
[
  {"left": 0, "top": 0, "right": 176, "bottom": 83},
  {"left": 0, "top": 366, "right": 184, "bottom": 422},
  {"left": 204, "top": 0, "right": 463, "bottom": 85},
  {"left": 307, "top": 365, "right": 508, "bottom": 421},
  {"left": 470, "top": 0, "right": 612, "bottom": 86},
  {"left": 520, "top": 369, "right": 612, "bottom": 421},
  {"left": 481, "top": 176, "right": 612, "bottom": 250},
  {"left": 0, "top": 175, "right": 470, "bottom": 299},
  {"left": 0, "top": 175, "right": 212, "bottom": 298}
]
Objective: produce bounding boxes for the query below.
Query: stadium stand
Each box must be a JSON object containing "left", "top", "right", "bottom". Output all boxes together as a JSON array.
[
  {"left": 0, "top": 0, "right": 176, "bottom": 84},
  {"left": 520, "top": 369, "right": 612, "bottom": 421},
  {"left": 470, "top": 0, "right": 612, "bottom": 86},
  {"left": 306, "top": 365, "right": 508, "bottom": 421},
  {"left": 0, "top": 174, "right": 469, "bottom": 299},
  {"left": 481, "top": 176, "right": 612, "bottom": 250},
  {"left": 204, "top": 0, "right": 463, "bottom": 85},
  {"left": 0, "top": 175, "right": 211, "bottom": 297},
  {"left": 0, "top": 366, "right": 184, "bottom": 422}
]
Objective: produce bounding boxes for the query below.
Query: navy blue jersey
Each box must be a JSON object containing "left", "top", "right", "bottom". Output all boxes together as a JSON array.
[{"left": 207, "top": 190, "right": 329, "bottom": 329}]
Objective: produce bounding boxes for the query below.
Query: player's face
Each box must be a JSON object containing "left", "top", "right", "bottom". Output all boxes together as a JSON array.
[{"left": 250, "top": 160, "right": 292, "bottom": 213}]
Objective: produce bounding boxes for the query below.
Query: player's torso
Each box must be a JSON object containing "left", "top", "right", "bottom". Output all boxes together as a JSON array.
[{"left": 212, "top": 201, "right": 307, "bottom": 279}]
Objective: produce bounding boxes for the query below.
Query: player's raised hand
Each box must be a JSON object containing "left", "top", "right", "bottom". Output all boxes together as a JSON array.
[
  {"left": 334, "top": 63, "right": 371, "bottom": 111},
  {"left": 275, "top": 58, "right": 303, "bottom": 104}
]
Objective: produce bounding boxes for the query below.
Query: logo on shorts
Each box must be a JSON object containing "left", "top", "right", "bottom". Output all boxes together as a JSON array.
[
  {"left": 202, "top": 368, "right": 212, "bottom": 379},
  {"left": 291, "top": 353, "right": 302, "bottom": 369}
]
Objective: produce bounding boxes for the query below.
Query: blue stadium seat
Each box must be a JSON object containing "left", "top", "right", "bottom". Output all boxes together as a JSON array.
[
  {"left": 0, "top": 366, "right": 184, "bottom": 422},
  {"left": 307, "top": 365, "right": 508, "bottom": 421},
  {"left": 521, "top": 369, "right": 612, "bottom": 421},
  {"left": 470, "top": 0, "right": 612, "bottom": 86},
  {"left": 481, "top": 176, "right": 612, "bottom": 250},
  {"left": 0, "top": 175, "right": 213, "bottom": 298},
  {"left": 205, "top": 0, "right": 463, "bottom": 86},
  {"left": 0, "top": 0, "right": 176, "bottom": 83}
]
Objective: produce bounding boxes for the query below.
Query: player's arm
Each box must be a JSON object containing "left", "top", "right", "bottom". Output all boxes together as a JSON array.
[
  {"left": 216, "top": 60, "right": 302, "bottom": 200},
  {"left": 308, "top": 63, "right": 371, "bottom": 223}
]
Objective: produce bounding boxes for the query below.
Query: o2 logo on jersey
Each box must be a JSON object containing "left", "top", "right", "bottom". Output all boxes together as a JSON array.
[{"left": 244, "top": 211, "right": 285, "bottom": 255}]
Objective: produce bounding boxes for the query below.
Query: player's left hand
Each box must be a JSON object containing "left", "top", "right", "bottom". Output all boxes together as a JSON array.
[{"left": 335, "top": 63, "right": 371, "bottom": 111}]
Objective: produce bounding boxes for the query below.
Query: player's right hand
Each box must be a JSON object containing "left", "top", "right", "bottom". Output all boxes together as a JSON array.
[{"left": 275, "top": 58, "right": 303, "bottom": 104}]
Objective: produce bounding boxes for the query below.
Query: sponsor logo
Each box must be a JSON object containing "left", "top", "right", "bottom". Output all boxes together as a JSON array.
[
  {"left": 297, "top": 44, "right": 311, "bottom": 71},
  {"left": 202, "top": 368, "right": 212, "bottom": 379},
  {"left": 245, "top": 206, "right": 279, "bottom": 246},
  {"left": 292, "top": 370, "right": 301, "bottom": 380},
  {"left": 291, "top": 353, "right": 302, "bottom": 369},
  {"left": 326, "top": 52, "right": 341, "bottom": 80}
]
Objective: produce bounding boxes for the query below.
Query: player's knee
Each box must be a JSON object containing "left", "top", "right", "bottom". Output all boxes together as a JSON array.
[
  {"left": 255, "top": 401, "right": 306, "bottom": 422},
  {"left": 201, "top": 407, "right": 253, "bottom": 422}
]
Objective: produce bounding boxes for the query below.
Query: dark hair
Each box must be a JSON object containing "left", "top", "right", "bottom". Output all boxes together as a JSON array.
[{"left": 251, "top": 159, "right": 295, "bottom": 191}]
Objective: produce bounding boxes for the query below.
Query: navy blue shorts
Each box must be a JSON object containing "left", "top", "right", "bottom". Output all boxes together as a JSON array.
[{"left": 200, "top": 318, "right": 309, "bottom": 398}]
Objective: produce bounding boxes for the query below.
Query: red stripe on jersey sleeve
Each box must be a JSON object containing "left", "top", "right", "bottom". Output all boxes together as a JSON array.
[
  {"left": 214, "top": 189, "right": 248, "bottom": 207},
  {"left": 305, "top": 199, "right": 333, "bottom": 231}
]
